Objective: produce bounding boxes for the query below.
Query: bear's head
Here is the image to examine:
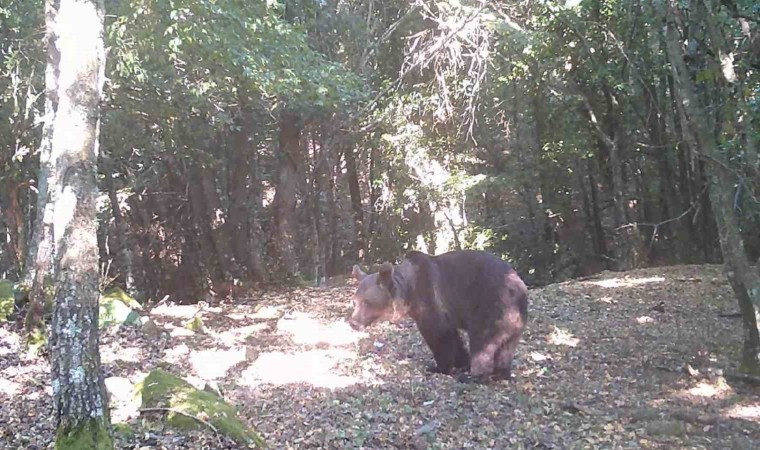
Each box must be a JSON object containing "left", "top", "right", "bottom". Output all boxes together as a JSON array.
[{"left": 348, "top": 262, "right": 406, "bottom": 330}]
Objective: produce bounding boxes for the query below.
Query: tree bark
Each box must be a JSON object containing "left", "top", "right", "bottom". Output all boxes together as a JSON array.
[
  {"left": 198, "top": 160, "right": 238, "bottom": 280},
  {"left": 344, "top": 146, "right": 365, "bottom": 260},
  {"left": 310, "top": 132, "right": 328, "bottom": 284},
  {"left": 24, "top": 0, "right": 61, "bottom": 339},
  {"left": 228, "top": 90, "right": 264, "bottom": 282},
  {"left": 327, "top": 146, "right": 343, "bottom": 276},
  {"left": 46, "top": 0, "right": 113, "bottom": 446},
  {"left": 21, "top": 36, "right": 56, "bottom": 288},
  {"left": 103, "top": 163, "right": 134, "bottom": 293},
  {"left": 271, "top": 110, "right": 302, "bottom": 278}
]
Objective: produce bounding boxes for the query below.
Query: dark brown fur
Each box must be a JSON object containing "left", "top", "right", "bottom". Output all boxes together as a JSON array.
[{"left": 349, "top": 250, "right": 528, "bottom": 382}]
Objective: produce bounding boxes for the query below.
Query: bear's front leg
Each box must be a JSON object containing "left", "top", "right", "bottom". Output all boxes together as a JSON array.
[{"left": 415, "top": 316, "right": 468, "bottom": 375}]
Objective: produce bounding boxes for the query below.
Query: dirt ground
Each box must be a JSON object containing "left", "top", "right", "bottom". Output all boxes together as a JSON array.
[{"left": 1, "top": 264, "right": 759, "bottom": 449}]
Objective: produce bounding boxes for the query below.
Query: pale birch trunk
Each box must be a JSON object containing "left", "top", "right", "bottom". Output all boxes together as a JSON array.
[{"left": 45, "top": 0, "right": 113, "bottom": 446}]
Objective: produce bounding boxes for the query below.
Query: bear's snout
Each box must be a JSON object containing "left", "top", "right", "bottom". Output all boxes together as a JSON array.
[{"left": 348, "top": 318, "right": 364, "bottom": 331}]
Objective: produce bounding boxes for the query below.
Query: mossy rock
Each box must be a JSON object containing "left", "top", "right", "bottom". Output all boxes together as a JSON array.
[
  {"left": 99, "top": 288, "right": 141, "bottom": 327},
  {"left": 0, "top": 280, "right": 14, "bottom": 321},
  {"left": 104, "top": 287, "right": 142, "bottom": 310},
  {"left": 184, "top": 315, "right": 204, "bottom": 333},
  {"left": 138, "top": 369, "right": 265, "bottom": 448}
]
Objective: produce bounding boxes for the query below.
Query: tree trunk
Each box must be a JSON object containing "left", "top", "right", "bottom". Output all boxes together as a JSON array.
[
  {"left": 46, "top": 0, "right": 113, "bottom": 446},
  {"left": 344, "top": 146, "right": 365, "bottom": 260},
  {"left": 24, "top": 0, "right": 62, "bottom": 340},
  {"left": 271, "top": 110, "right": 302, "bottom": 279},
  {"left": 586, "top": 155, "right": 608, "bottom": 265},
  {"left": 644, "top": 78, "right": 680, "bottom": 260},
  {"left": 184, "top": 160, "right": 224, "bottom": 282},
  {"left": 310, "top": 133, "right": 328, "bottom": 284},
  {"left": 103, "top": 164, "right": 134, "bottom": 293},
  {"left": 21, "top": 53, "right": 56, "bottom": 288},
  {"left": 368, "top": 145, "right": 381, "bottom": 254},
  {"left": 663, "top": 0, "right": 760, "bottom": 374},
  {"left": 199, "top": 160, "right": 238, "bottom": 280},
  {"left": 228, "top": 90, "right": 264, "bottom": 282},
  {"left": 578, "top": 87, "right": 639, "bottom": 270},
  {"left": 327, "top": 146, "right": 343, "bottom": 276}
]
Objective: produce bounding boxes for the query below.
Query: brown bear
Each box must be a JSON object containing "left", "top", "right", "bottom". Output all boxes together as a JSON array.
[{"left": 349, "top": 250, "right": 528, "bottom": 382}]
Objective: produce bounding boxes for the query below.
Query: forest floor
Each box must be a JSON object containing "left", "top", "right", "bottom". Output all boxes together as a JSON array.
[{"left": 1, "top": 264, "right": 759, "bottom": 449}]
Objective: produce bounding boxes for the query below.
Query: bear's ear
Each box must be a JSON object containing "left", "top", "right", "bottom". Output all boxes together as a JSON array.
[
  {"left": 377, "top": 262, "right": 393, "bottom": 289},
  {"left": 351, "top": 264, "right": 367, "bottom": 282}
]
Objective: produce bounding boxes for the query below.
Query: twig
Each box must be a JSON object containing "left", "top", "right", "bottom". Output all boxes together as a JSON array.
[
  {"left": 616, "top": 185, "right": 709, "bottom": 250},
  {"left": 672, "top": 411, "right": 720, "bottom": 425},
  {"left": 151, "top": 294, "right": 171, "bottom": 310},
  {"left": 140, "top": 407, "right": 221, "bottom": 440},
  {"left": 717, "top": 312, "right": 742, "bottom": 318},
  {"left": 561, "top": 402, "right": 601, "bottom": 416},
  {"left": 616, "top": 185, "right": 708, "bottom": 232}
]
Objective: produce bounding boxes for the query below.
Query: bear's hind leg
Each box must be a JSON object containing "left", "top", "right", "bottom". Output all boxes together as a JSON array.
[
  {"left": 459, "top": 329, "right": 498, "bottom": 383},
  {"left": 494, "top": 333, "right": 520, "bottom": 381}
]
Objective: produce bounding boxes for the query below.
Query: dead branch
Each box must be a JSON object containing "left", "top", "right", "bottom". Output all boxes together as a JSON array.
[
  {"left": 561, "top": 402, "right": 602, "bottom": 416},
  {"left": 671, "top": 411, "right": 720, "bottom": 425},
  {"left": 140, "top": 407, "right": 222, "bottom": 441}
]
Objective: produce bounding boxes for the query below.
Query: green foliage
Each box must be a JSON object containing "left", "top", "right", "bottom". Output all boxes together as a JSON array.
[
  {"left": 111, "top": 423, "right": 135, "bottom": 440},
  {"left": 0, "top": 280, "right": 14, "bottom": 321},
  {"left": 106, "top": 0, "right": 365, "bottom": 119},
  {"left": 138, "top": 369, "right": 266, "bottom": 448}
]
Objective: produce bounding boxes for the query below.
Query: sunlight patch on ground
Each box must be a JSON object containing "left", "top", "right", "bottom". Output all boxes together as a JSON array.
[
  {"left": 2, "top": 362, "right": 45, "bottom": 378},
  {"left": 209, "top": 323, "right": 271, "bottom": 347},
  {"left": 681, "top": 380, "right": 732, "bottom": 399},
  {"left": 725, "top": 403, "right": 760, "bottom": 422},
  {"left": 165, "top": 323, "right": 196, "bottom": 337},
  {"left": 548, "top": 326, "right": 579, "bottom": 347},
  {"left": 587, "top": 276, "right": 665, "bottom": 288},
  {"left": 151, "top": 304, "right": 221, "bottom": 319},
  {"left": 250, "top": 305, "right": 285, "bottom": 320},
  {"left": 190, "top": 347, "right": 246, "bottom": 380},
  {"left": 636, "top": 315, "right": 655, "bottom": 324},
  {"left": 530, "top": 352, "right": 551, "bottom": 362},
  {"left": 0, "top": 328, "right": 20, "bottom": 356},
  {"left": 163, "top": 343, "right": 191, "bottom": 364},
  {"left": 239, "top": 348, "right": 372, "bottom": 389},
  {"left": 597, "top": 296, "right": 616, "bottom": 304},
  {"left": 100, "top": 345, "right": 141, "bottom": 364},
  {"left": 105, "top": 376, "right": 141, "bottom": 423},
  {"left": 0, "top": 377, "right": 21, "bottom": 397},
  {"left": 276, "top": 311, "right": 367, "bottom": 346}
]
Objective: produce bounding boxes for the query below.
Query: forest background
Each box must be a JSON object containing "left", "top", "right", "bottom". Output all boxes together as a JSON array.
[{"left": 0, "top": 0, "right": 758, "bottom": 347}]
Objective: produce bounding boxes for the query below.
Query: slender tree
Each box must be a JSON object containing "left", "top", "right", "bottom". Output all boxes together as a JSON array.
[{"left": 662, "top": 0, "right": 760, "bottom": 374}]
